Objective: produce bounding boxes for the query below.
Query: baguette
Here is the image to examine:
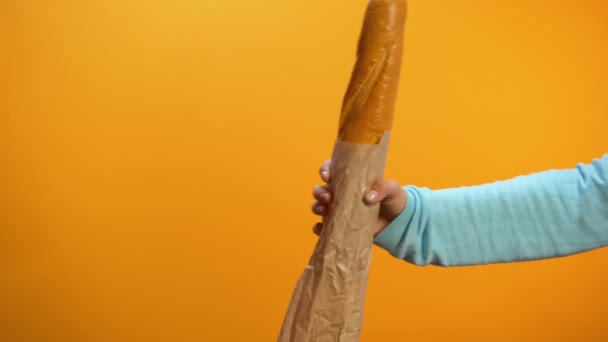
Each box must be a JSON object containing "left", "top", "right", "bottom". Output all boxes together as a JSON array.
[
  {"left": 279, "top": 1, "right": 407, "bottom": 341},
  {"left": 339, "top": 0, "right": 406, "bottom": 144}
]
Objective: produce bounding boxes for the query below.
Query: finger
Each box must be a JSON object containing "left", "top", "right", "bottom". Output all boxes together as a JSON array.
[
  {"left": 313, "top": 185, "right": 332, "bottom": 204},
  {"left": 319, "top": 159, "right": 331, "bottom": 182},
  {"left": 311, "top": 202, "right": 328, "bottom": 216},
  {"left": 364, "top": 180, "right": 403, "bottom": 205},
  {"left": 313, "top": 222, "right": 323, "bottom": 236}
]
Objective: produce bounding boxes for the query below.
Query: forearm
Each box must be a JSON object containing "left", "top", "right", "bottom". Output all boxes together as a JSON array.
[{"left": 374, "top": 155, "right": 608, "bottom": 266}]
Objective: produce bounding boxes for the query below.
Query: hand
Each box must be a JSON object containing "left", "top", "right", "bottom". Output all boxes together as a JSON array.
[{"left": 311, "top": 159, "right": 408, "bottom": 236}]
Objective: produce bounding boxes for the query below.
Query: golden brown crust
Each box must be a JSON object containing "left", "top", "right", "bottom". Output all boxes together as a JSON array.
[{"left": 338, "top": 0, "right": 407, "bottom": 144}]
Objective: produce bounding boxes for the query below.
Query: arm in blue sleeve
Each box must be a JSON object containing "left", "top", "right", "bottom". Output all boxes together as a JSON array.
[{"left": 373, "top": 154, "right": 608, "bottom": 266}]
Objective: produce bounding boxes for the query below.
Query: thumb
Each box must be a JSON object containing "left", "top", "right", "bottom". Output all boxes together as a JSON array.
[{"left": 364, "top": 180, "right": 405, "bottom": 206}]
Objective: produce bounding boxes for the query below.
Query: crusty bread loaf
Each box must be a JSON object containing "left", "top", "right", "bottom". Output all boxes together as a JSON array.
[{"left": 339, "top": 0, "right": 407, "bottom": 144}]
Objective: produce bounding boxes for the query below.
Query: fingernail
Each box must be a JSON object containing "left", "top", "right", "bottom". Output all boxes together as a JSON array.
[
  {"left": 321, "top": 171, "right": 329, "bottom": 179},
  {"left": 367, "top": 191, "right": 378, "bottom": 201}
]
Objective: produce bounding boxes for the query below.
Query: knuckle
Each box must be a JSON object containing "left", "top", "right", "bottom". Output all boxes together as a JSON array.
[{"left": 386, "top": 180, "right": 400, "bottom": 189}]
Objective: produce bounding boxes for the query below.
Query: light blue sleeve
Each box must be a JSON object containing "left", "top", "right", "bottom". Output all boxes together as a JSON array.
[{"left": 373, "top": 154, "right": 608, "bottom": 266}]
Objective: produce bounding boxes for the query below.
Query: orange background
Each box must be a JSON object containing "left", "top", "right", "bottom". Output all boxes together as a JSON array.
[{"left": 1, "top": 0, "right": 607, "bottom": 341}]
